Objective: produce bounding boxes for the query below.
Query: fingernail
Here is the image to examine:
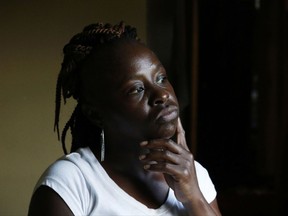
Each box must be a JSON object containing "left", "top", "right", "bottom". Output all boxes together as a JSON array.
[
  {"left": 139, "top": 155, "right": 146, "bottom": 160},
  {"left": 140, "top": 141, "right": 148, "bottom": 146},
  {"left": 144, "top": 164, "right": 150, "bottom": 169}
]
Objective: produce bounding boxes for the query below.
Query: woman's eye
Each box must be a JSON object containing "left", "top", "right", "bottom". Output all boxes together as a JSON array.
[
  {"left": 128, "top": 86, "right": 145, "bottom": 95},
  {"left": 156, "top": 75, "right": 167, "bottom": 84}
]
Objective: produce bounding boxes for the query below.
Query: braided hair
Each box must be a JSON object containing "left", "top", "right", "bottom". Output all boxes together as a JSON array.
[{"left": 54, "top": 22, "right": 139, "bottom": 154}]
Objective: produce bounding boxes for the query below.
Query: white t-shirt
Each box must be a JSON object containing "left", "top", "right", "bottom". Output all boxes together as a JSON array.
[{"left": 34, "top": 147, "right": 216, "bottom": 215}]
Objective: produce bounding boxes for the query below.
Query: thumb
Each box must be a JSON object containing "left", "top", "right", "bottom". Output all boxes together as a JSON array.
[{"left": 176, "top": 118, "right": 189, "bottom": 150}]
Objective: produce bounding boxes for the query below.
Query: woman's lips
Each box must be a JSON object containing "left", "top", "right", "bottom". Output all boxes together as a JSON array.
[{"left": 156, "top": 107, "right": 178, "bottom": 123}]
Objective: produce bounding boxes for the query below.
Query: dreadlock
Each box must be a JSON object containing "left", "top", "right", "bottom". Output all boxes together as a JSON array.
[{"left": 54, "top": 22, "right": 139, "bottom": 154}]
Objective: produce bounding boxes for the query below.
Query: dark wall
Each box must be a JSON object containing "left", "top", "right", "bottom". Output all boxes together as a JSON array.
[
  {"left": 197, "top": 0, "right": 256, "bottom": 190},
  {"left": 147, "top": 0, "right": 288, "bottom": 215}
]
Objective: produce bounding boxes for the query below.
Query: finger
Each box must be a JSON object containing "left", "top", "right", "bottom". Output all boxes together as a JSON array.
[
  {"left": 139, "top": 140, "right": 193, "bottom": 166},
  {"left": 140, "top": 139, "right": 182, "bottom": 154},
  {"left": 176, "top": 118, "right": 189, "bottom": 150},
  {"left": 139, "top": 149, "right": 181, "bottom": 165},
  {"left": 143, "top": 162, "right": 191, "bottom": 182}
]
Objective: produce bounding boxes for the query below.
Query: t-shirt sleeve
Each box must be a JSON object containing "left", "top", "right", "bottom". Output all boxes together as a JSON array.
[
  {"left": 194, "top": 161, "right": 217, "bottom": 203},
  {"left": 34, "top": 159, "right": 89, "bottom": 215}
]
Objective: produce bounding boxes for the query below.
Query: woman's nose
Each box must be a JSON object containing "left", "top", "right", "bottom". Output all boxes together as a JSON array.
[{"left": 150, "top": 87, "right": 170, "bottom": 106}]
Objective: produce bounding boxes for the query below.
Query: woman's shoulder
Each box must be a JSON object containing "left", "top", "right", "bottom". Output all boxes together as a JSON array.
[
  {"left": 36, "top": 147, "right": 94, "bottom": 186},
  {"left": 32, "top": 147, "right": 95, "bottom": 215}
]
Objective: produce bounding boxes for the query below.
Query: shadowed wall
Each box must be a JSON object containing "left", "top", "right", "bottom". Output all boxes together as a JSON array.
[{"left": 0, "top": 1, "right": 146, "bottom": 215}]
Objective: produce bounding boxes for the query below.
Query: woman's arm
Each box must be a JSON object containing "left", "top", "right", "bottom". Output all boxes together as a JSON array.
[
  {"left": 28, "top": 186, "right": 73, "bottom": 216},
  {"left": 177, "top": 118, "right": 222, "bottom": 215},
  {"left": 139, "top": 118, "right": 222, "bottom": 216},
  {"left": 182, "top": 197, "right": 222, "bottom": 216}
]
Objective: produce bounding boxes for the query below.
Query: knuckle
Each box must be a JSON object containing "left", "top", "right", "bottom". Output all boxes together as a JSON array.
[
  {"left": 182, "top": 168, "right": 190, "bottom": 178},
  {"left": 163, "top": 163, "right": 171, "bottom": 170},
  {"left": 167, "top": 139, "right": 175, "bottom": 146},
  {"left": 163, "top": 150, "right": 170, "bottom": 158},
  {"left": 187, "top": 152, "right": 194, "bottom": 161},
  {"left": 184, "top": 160, "right": 191, "bottom": 168}
]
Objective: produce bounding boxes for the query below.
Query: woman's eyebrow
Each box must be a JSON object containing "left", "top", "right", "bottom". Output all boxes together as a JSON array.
[
  {"left": 151, "top": 62, "right": 163, "bottom": 71},
  {"left": 117, "top": 63, "right": 165, "bottom": 87}
]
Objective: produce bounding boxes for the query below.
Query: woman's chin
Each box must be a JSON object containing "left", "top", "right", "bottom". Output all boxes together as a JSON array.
[{"left": 149, "top": 121, "right": 177, "bottom": 140}]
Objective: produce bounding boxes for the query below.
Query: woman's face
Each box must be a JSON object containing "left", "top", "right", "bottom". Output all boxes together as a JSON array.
[{"left": 82, "top": 40, "right": 179, "bottom": 142}]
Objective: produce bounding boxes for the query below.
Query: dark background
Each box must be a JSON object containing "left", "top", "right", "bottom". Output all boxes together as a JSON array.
[{"left": 147, "top": 0, "right": 288, "bottom": 215}]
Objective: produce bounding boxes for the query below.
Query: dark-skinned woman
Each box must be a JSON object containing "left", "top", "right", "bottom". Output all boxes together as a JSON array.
[{"left": 28, "top": 22, "right": 222, "bottom": 216}]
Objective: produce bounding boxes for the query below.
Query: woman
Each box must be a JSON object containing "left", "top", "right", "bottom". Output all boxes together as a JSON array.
[{"left": 28, "top": 22, "right": 221, "bottom": 216}]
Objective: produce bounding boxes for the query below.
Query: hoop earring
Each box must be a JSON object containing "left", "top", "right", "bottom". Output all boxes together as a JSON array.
[{"left": 100, "top": 129, "right": 105, "bottom": 162}]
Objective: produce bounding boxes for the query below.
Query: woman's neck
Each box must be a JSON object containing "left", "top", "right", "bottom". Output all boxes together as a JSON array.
[
  {"left": 90, "top": 140, "right": 170, "bottom": 209},
  {"left": 101, "top": 155, "right": 169, "bottom": 209}
]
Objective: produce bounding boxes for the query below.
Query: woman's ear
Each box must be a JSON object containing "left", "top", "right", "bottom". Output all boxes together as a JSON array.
[{"left": 81, "top": 104, "right": 103, "bottom": 127}]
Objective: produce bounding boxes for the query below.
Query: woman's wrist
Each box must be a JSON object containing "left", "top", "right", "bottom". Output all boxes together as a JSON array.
[{"left": 182, "top": 194, "right": 218, "bottom": 216}]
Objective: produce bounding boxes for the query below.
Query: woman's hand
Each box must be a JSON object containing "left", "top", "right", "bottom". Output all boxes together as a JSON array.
[
  {"left": 139, "top": 118, "right": 222, "bottom": 215},
  {"left": 139, "top": 118, "right": 201, "bottom": 203}
]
